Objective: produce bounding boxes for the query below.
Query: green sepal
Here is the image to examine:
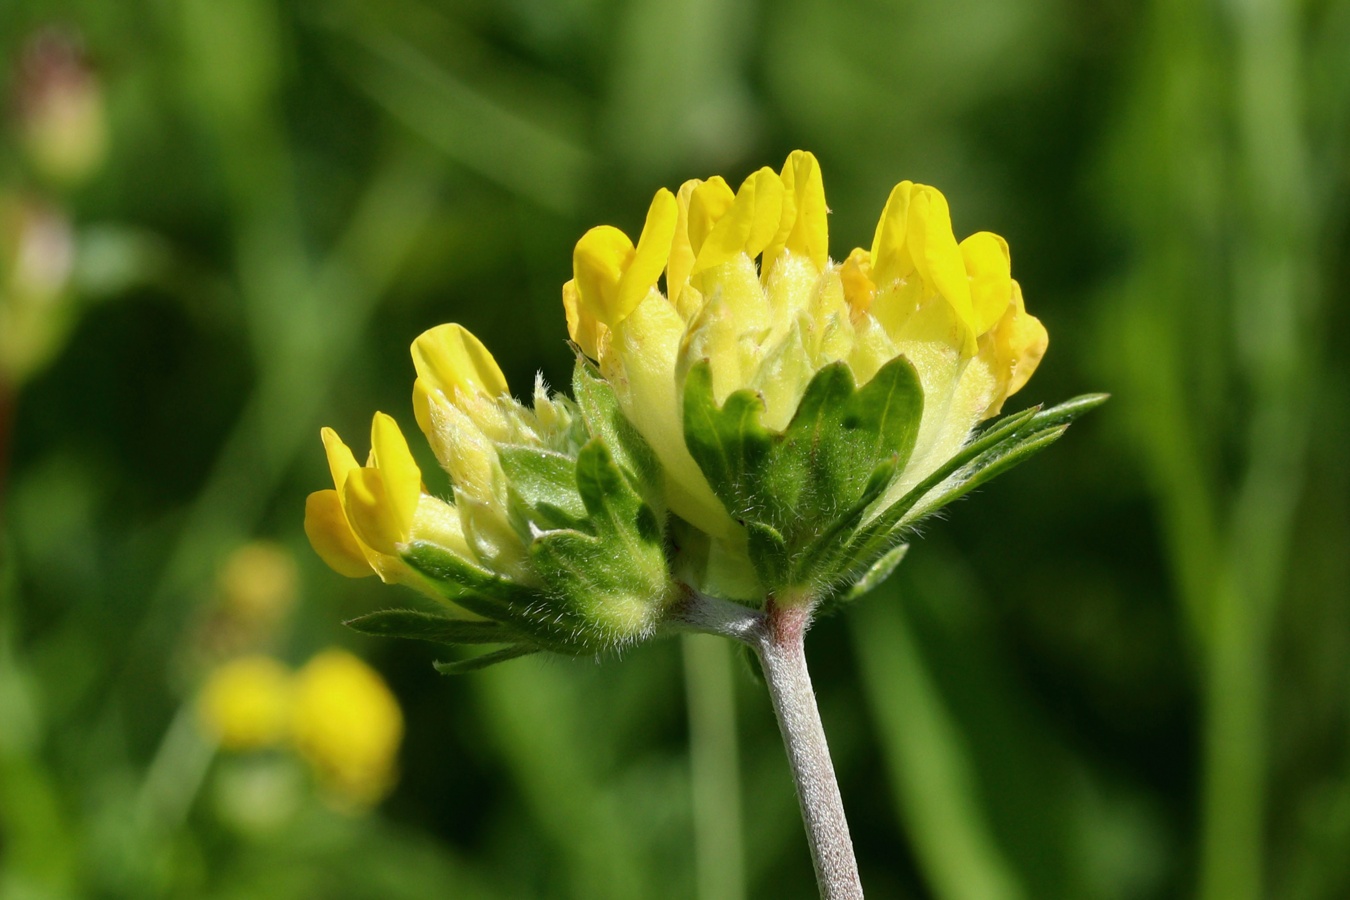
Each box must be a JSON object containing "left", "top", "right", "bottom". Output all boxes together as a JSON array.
[
  {"left": 433, "top": 645, "right": 538, "bottom": 674},
  {"left": 745, "top": 521, "right": 790, "bottom": 588},
  {"left": 573, "top": 358, "right": 664, "bottom": 510},
  {"left": 344, "top": 609, "right": 515, "bottom": 645},
  {"left": 682, "top": 356, "right": 923, "bottom": 591},
  {"left": 498, "top": 445, "right": 588, "bottom": 530},
  {"left": 847, "top": 393, "right": 1108, "bottom": 565},
  {"left": 401, "top": 540, "right": 542, "bottom": 630},
  {"left": 527, "top": 438, "right": 671, "bottom": 649},
  {"left": 843, "top": 543, "right": 909, "bottom": 601}
]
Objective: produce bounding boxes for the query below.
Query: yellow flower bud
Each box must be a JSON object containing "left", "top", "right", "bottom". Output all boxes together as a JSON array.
[{"left": 410, "top": 323, "right": 508, "bottom": 437}]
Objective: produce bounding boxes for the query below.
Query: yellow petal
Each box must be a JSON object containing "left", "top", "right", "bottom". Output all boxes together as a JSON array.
[
  {"left": 766, "top": 150, "right": 829, "bottom": 273},
  {"left": 342, "top": 467, "right": 401, "bottom": 556},
  {"left": 666, "top": 179, "right": 700, "bottom": 307},
  {"left": 616, "top": 188, "right": 677, "bottom": 316},
  {"left": 978, "top": 279, "right": 1048, "bottom": 416},
  {"left": 1002, "top": 280, "right": 1048, "bottom": 398},
  {"left": 572, "top": 224, "right": 635, "bottom": 326},
  {"left": 906, "top": 186, "right": 975, "bottom": 331},
  {"left": 840, "top": 248, "right": 876, "bottom": 317},
  {"left": 571, "top": 190, "right": 677, "bottom": 329},
  {"left": 369, "top": 412, "right": 421, "bottom": 543},
  {"left": 693, "top": 167, "right": 784, "bottom": 273},
  {"left": 412, "top": 379, "right": 436, "bottom": 438},
  {"left": 320, "top": 427, "right": 360, "bottom": 492},
  {"left": 869, "top": 181, "right": 915, "bottom": 287},
  {"left": 562, "top": 279, "right": 603, "bottom": 358},
  {"left": 411, "top": 324, "right": 508, "bottom": 434},
  {"left": 304, "top": 489, "right": 375, "bottom": 578},
  {"left": 687, "top": 176, "right": 735, "bottom": 258},
  {"left": 960, "top": 231, "right": 1013, "bottom": 335}
]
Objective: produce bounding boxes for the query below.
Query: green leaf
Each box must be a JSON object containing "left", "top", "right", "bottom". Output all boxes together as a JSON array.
[
  {"left": 904, "top": 425, "right": 1069, "bottom": 522},
  {"left": 345, "top": 609, "right": 514, "bottom": 645},
  {"left": 433, "top": 645, "right": 538, "bottom": 674},
  {"left": 575, "top": 439, "right": 639, "bottom": 527},
  {"left": 402, "top": 540, "right": 538, "bottom": 625},
  {"left": 681, "top": 360, "right": 773, "bottom": 510}
]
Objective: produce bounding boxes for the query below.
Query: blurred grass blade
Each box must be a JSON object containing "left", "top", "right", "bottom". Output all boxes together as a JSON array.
[
  {"left": 851, "top": 597, "right": 1025, "bottom": 900},
  {"left": 330, "top": 26, "right": 592, "bottom": 214},
  {"left": 682, "top": 634, "right": 747, "bottom": 900}
]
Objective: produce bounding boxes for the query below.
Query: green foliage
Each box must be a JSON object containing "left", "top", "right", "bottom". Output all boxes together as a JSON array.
[{"left": 847, "top": 393, "right": 1110, "bottom": 569}]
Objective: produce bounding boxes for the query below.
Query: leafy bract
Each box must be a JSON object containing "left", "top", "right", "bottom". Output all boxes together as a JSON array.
[{"left": 682, "top": 356, "right": 924, "bottom": 591}]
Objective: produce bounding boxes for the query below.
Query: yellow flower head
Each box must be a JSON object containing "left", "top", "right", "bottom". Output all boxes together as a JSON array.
[
  {"left": 198, "top": 656, "right": 294, "bottom": 751},
  {"left": 562, "top": 151, "right": 1047, "bottom": 589},
  {"left": 308, "top": 321, "right": 674, "bottom": 650},
  {"left": 290, "top": 649, "right": 403, "bottom": 808}
]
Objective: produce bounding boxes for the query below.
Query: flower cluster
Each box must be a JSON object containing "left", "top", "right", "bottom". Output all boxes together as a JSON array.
[
  {"left": 306, "top": 151, "right": 1100, "bottom": 662},
  {"left": 198, "top": 649, "right": 403, "bottom": 807},
  {"left": 563, "top": 151, "right": 1048, "bottom": 598},
  {"left": 305, "top": 324, "right": 675, "bottom": 659}
]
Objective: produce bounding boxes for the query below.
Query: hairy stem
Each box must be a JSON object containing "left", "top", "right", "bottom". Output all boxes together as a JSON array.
[
  {"left": 756, "top": 600, "right": 863, "bottom": 900},
  {"left": 673, "top": 590, "right": 862, "bottom": 897}
]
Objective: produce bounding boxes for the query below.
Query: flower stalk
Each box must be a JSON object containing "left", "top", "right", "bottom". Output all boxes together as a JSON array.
[
  {"left": 756, "top": 599, "right": 863, "bottom": 900},
  {"left": 675, "top": 591, "right": 862, "bottom": 899}
]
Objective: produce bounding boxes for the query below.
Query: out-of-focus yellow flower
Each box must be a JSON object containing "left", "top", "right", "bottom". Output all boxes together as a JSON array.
[
  {"left": 197, "top": 656, "right": 294, "bottom": 751},
  {"left": 217, "top": 541, "right": 298, "bottom": 628},
  {"left": 563, "top": 151, "right": 1046, "bottom": 592},
  {"left": 290, "top": 649, "right": 403, "bottom": 808}
]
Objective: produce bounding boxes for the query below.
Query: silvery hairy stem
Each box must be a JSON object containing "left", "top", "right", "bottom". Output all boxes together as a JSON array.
[{"left": 675, "top": 591, "right": 864, "bottom": 899}]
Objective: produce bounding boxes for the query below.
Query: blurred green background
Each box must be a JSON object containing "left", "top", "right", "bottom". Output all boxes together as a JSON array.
[{"left": 2, "top": 0, "right": 1348, "bottom": 897}]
